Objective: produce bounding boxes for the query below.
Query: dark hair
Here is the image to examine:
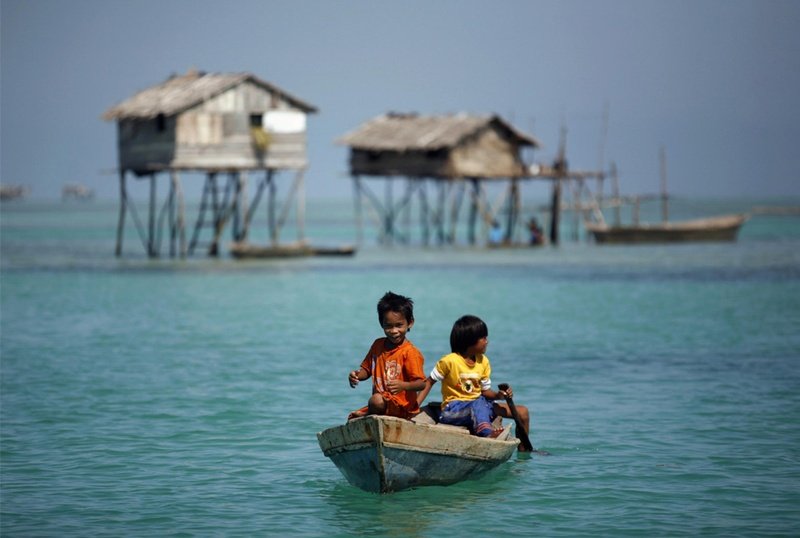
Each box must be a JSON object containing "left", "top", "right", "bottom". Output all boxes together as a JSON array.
[
  {"left": 450, "top": 315, "right": 488, "bottom": 355},
  {"left": 377, "top": 291, "right": 414, "bottom": 325}
]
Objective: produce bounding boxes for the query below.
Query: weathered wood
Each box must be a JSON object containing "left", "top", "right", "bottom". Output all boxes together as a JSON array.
[{"left": 318, "top": 414, "right": 516, "bottom": 493}]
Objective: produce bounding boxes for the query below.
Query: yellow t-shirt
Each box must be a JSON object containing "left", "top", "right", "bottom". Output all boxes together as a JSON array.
[{"left": 430, "top": 352, "right": 492, "bottom": 406}]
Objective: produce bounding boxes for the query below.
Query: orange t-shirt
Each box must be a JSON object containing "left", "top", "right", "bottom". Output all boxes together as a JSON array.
[{"left": 359, "top": 338, "right": 425, "bottom": 418}]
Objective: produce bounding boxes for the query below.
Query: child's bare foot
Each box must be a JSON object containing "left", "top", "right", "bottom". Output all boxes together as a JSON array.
[
  {"left": 347, "top": 410, "right": 367, "bottom": 421},
  {"left": 488, "top": 427, "right": 505, "bottom": 439}
]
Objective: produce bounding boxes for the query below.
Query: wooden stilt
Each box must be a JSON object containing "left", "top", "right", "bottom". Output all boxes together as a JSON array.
[
  {"left": 296, "top": 168, "right": 306, "bottom": 243},
  {"left": 418, "top": 181, "right": 429, "bottom": 246},
  {"left": 239, "top": 171, "right": 249, "bottom": 241},
  {"left": 353, "top": 176, "right": 363, "bottom": 247},
  {"left": 168, "top": 177, "right": 176, "bottom": 257},
  {"left": 403, "top": 179, "right": 413, "bottom": 245},
  {"left": 268, "top": 171, "right": 277, "bottom": 245},
  {"left": 115, "top": 170, "right": 127, "bottom": 257},
  {"left": 385, "top": 178, "right": 394, "bottom": 245},
  {"left": 448, "top": 180, "right": 465, "bottom": 244},
  {"left": 189, "top": 173, "right": 212, "bottom": 255},
  {"left": 611, "top": 162, "right": 621, "bottom": 227},
  {"left": 245, "top": 171, "right": 268, "bottom": 231},
  {"left": 550, "top": 179, "right": 561, "bottom": 246},
  {"left": 660, "top": 146, "right": 669, "bottom": 223},
  {"left": 468, "top": 178, "right": 479, "bottom": 245},
  {"left": 505, "top": 179, "right": 519, "bottom": 243},
  {"left": 435, "top": 181, "right": 446, "bottom": 244},
  {"left": 209, "top": 174, "right": 235, "bottom": 256},
  {"left": 232, "top": 172, "right": 242, "bottom": 242},
  {"left": 175, "top": 172, "right": 186, "bottom": 258},
  {"left": 572, "top": 179, "right": 581, "bottom": 242},
  {"left": 148, "top": 173, "right": 157, "bottom": 257}
]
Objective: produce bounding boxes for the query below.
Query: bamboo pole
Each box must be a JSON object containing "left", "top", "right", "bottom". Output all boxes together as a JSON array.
[
  {"left": 448, "top": 180, "right": 465, "bottom": 244},
  {"left": 353, "top": 176, "right": 363, "bottom": 247},
  {"left": 268, "top": 171, "right": 277, "bottom": 245},
  {"left": 174, "top": 171, "right": 186, "bottom": 257},
  {"left": 468, "top": 179, "right": 479, "bottom": 245},
  {"left": 148, "top": 173, "right": 157, "bottom": 257},
  {"left": 660, "top": 146, "right": 669, "bottom": 223},
  {"left": 549, "top": 179, "right": 561, "bottom": 245},
  {"left": 296, "top": 168, "right": 306, "bottom": 243},
  {"left": 418, "top": 181, "right": 429, "bottom": 246},
  {"left": 612, "top": 162, "right": 621, "bottom": 227},
  {"left": 239, "top": 171, "right": 249, "bottom": 241},
  {"left": 115, "top": 170, "right": 127, "bottom": 257}
]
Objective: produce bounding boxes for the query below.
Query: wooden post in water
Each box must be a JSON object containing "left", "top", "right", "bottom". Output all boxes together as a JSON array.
[
  {"left": 238, "top": 171, "right": 249, "bottom": 242},
  {"left": 148, "top": 173, "right": 157, "bottom": 257},
  {"left": 505, "top": 179, "right": 519, "bottom": 243},
  {"left": 467, "top": 179, "right": 480, "bottom": 245},
  {"left": 419, "top": 181, "right": 430, "bottom": 246},
  {"left": 268, "top": 171, "right": 277, "bottom": 245},
  {"left": 296, "top": 168, "right": 306, "bottom": 244},
  {"left": 448, "top": 180, "right": 465, "bottom": 244},
  {"left": 611, "top": 162, "right": 621, "bottom": 227},
  {"left": 115, "top": 170, "right": 127, "bottom": 257},
  {"left": 353, "top": 175, "right": 363, "bottom": 247},
  {"left": 549, "top": 178, "right": 561, "bottom": 245},
  {"left": 660, "top": 146, "right": 669, "bottom": 223}
]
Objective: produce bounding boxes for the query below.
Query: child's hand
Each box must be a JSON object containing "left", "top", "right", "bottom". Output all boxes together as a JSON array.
[
  {"left": 498, "top": 385, "right": 513, "bottom": 400},
  {"left": 386, "top": 379, "right": 404, "bottom": 394},
  {"left": 348, "top": 370, "right": 360, "bottom": 388}
]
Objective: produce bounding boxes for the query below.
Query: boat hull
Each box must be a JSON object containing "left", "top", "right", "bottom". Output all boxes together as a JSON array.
[
  {"left": 585, "top": 214, "right": 748, "bottom": 244},
  {"left": 229, "top": 242, "right": 356, "bottom": 258},
  {"left": 317, "top": 415, "right": 517, "bottom": 493}
]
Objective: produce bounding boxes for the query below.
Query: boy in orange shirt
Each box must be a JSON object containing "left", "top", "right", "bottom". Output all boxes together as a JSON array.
[{"left": 347, "top": 292, "right": 426, "bottom": 420}]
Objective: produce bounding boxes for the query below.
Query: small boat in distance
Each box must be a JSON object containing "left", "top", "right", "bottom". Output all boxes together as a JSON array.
[
  {"left": 229, "top": 241, "right": 356, "bottom": 258},
  {"left": 62, "top": 184, "right": 94, "bottom": 201},
  {"left": 317, "top": 411, "right": 517, "bottom": 493},
  {"left": 585, "top": 213, "right": 748, "bottom": 244},
  {"left": 585, "top": 147, "right": 749, "bottom": 244}
]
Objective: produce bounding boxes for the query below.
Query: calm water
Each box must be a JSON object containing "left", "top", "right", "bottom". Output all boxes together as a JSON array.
[{"left": 2, "top": 198, "right": 799, "bottom": 536}]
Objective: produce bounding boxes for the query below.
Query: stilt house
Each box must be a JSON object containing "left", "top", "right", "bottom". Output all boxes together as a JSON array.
[
  {"left": 103, "top": 69, "right": 317, "bottom": 257},
  {"left": 337, "top": 113, "right": 541, "bottom": 245}
]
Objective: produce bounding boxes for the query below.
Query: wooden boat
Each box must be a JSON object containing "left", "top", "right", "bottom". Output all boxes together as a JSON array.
[
  {"left": 583, "top": 148, "right": 750, "bottom": 245},
  {"left": 229, "top": 241, "right": 356, "bottom": 259},
  {"left": 317, "top": 412, "right": 517, "bottom": 493},
  {"left": 584, "top": 213, "right": 749, "bottom": 244},
  {"left": 229, "top": 241, "right": 314, "bottom": 258},
  {"left": 308, "top": 244, "right": 357, "bottom": 257}
]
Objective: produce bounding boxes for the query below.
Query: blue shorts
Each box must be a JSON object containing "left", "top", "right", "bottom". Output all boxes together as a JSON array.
[{"left": 439, "top": 396, "right": 496, "bottom": 436}]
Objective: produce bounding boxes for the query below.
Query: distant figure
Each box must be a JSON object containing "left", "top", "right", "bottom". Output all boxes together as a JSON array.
[
  {"left": 347, "top": 292, "right": 426, "bottom": 420},
  {"left": 528, "top": 217, "right": 544, "bottom": 246},
  {"left": 488, "top": 220, "right": 504, "bottom": 246},
  {"left": 417, "top": 315, "right": 531, "bottom": 450}
]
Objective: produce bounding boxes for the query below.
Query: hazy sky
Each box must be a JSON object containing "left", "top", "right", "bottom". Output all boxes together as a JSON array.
[{"left": 2, "top": 0, "right": 799, "bottom": 201}]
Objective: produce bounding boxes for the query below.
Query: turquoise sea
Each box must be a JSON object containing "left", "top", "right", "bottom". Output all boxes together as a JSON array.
[{"left": 2, "top": 197, "right": 799, "bottom": 536}]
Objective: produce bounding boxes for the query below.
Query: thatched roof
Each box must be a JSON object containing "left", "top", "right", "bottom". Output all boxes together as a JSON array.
[
  {"left": 336, "top": 113, "right": 540, "bottom": 151},
  {"left": 103, "top": 69, "right": 317, "bottom": 120}
]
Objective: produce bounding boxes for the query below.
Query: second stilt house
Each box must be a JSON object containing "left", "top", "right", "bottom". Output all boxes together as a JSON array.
[
  {"left": 104, "top": 69, "right": 317, "bottom": 257},
  {"left": 337, "top": 112, "right": 541, "bottom": 245}
]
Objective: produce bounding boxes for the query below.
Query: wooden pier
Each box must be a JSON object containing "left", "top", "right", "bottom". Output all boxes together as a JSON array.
[{"left": 337, "top": 114, "right": 609, "bottom": 246}]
